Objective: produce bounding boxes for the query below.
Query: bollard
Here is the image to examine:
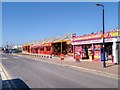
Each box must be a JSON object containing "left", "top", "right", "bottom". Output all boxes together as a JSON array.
[
  {"left": 60, "top": 54, "right": 64, "bottom": 60},
  {"left": 75, "top": 54, "right": 80, "bottom": 62}
]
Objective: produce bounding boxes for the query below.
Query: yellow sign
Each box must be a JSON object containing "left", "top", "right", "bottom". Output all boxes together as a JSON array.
[
  {"left": 94, "top": 55, "right": 100, "bottom": 59},
  {"left": 67, "top": 41, "right": 71, "bottom": 44},
  {"left": 111, "top": 31, "right": 119, "bottom": 37}
]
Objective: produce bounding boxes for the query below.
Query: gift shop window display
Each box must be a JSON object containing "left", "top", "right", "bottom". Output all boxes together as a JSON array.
[
  {"left": 67, "top": 44, "right": 73, "bottom": 56},
  {"left": 94, "top": 44, "right": 102, "bottom": 61},
  {"left": 81, "top": 45, "right": 92, "bottom": 59},
  {"left": 74, "top": 45, "right": 82, "bottom": 59},
  {"left": 40, "top": 46, "right": 44, "bottom": 54},
  {"left": 62, "top": 42, "right": 67, "bottom": 55},
  {"left": 34, "top": 47, "right": 38, "bottom": 54},
  {"left": 94, "top": 43, "right": 113, "bottom": 61},
  {"left": 52, "top": 44, "right": 61, "bottom": 56},
  {"left": 67, "top": 44, "right": 73, "bottom": 53},
  {"left": 44, "top": 46, "right": 52, "bottom": 54}
]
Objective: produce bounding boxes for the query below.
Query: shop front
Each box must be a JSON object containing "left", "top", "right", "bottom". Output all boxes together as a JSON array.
[
  {"left": 22, "top": 45, "right": 31, "bottom": 54},
  {"left": 43, "top": 43, "right": 52, "bottom": 55},
  {"left": 52, "top": 41, "right": 67, "bottom": 56},
  {"left": 30, "top": 43, "right": 52, "bottom": 55},
  {"left": 31, "top": 45, "right": 38, "bottom": 54},
  {"left": 72, "top": 30, "right": 120, "bottom": 64},
  {"left": 51, "top": 40, "right": 73, "bottom": 56}
]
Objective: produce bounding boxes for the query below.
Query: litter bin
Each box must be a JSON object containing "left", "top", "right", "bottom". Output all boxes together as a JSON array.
[{"left": 75, "top": 54, "right": 80, "bottom": 62}]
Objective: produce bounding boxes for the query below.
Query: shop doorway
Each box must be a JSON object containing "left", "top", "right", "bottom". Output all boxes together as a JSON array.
[
  {"left": 82, "top": 44, "right": 92, "bottom": 59},
  {"left": 105, "top": 42, "right": 113, "bottom": 60}
]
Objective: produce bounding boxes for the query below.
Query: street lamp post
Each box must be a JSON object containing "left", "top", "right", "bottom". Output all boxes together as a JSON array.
[{"left": 96, "top": 4, "right": 106, "bottom": 68}]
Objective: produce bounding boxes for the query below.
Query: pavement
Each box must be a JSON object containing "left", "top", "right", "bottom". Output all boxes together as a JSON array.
[{"left": 11, "top": 53, "right": 119, "bottom": 79}]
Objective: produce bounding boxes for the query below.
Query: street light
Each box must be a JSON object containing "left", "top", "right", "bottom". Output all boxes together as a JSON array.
[{"left": 96, "top": 4, "right": 106, "bottom": 68}]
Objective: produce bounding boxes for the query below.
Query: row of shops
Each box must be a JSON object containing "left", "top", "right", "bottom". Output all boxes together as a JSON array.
[
  {"left": 22, "top": 30, "right": 120, "bottom": 64},
  {"left": 22, "top": 34, "right": 73, "bottom": 56}
]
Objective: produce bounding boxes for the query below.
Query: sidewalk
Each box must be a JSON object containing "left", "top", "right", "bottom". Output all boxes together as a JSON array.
[
  {"left": 13, "top": 53, "right": 118, "bottom": 79},
  {"left": 45, "top": 56, "right": 118, "bottom": 74}
]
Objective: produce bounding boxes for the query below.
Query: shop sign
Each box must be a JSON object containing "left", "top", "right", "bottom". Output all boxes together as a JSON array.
[
  {"left": 43, "top": 43, "right": 51, "bottom": 46},
  {"left": 67, "top": 41, "right": 71, "bottom": 44},
  {"left": 94, "top": 51, "right": 101, "bottom": 60},
  {"left": 73, "top": 30, "right": 119, "bottom": 41},
  {"left": 72, "top": 39, "right": 101, "bottom": 45},
  {"left": 111, "top": 31, "right": 119, "bottom": 37},
  {"left": 73, "top": 33, "right": 101, "bottom": 41}
]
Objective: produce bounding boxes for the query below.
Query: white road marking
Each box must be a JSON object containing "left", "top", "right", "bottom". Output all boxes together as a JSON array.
[
  {"left": 13, "top": 57, "right": 19, "bottom": 58},
  {"left": 0, "top": 58, "right": 7, "bottom": 60}
]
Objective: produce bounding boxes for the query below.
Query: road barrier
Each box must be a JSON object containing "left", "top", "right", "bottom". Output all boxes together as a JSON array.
[{"left": 22, "top": 53, "right": 53, "bottom": 59}]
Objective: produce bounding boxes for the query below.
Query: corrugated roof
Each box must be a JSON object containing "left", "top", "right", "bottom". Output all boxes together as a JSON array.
[{"left": 23, "top": 33, "right": 73, "bottom": 46}]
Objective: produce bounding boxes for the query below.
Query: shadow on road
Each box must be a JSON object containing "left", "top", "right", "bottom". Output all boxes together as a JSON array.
[{"left": 2, "top": 78, "right": 30, "bottom": 90}]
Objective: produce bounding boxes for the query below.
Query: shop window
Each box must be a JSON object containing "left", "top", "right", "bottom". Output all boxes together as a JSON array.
[
  {"left": 67, "top": 44, "right": 73, "bottom": 53},
  {"left": 94, "top": 44, "right": 101, "bottom": 51},
  {"left": 46, "top": 46, "right": 51, "bottom": 51},
  {"left": 40, "top": 47, "right": 44, "bottom": 51}
]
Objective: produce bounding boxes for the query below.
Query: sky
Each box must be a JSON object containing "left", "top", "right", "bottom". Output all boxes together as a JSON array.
[{"left": 2, "top": 2, "right": 118, "bottom": 47}]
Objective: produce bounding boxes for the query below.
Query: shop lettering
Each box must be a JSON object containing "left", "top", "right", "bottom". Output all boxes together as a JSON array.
[
  {"left": 111, "top": 31, "right": 118, "bottom": 37},
  {"left": 74, "top": 34, "right": 101, "bottom": 41},
  {"left": 73, "top": 31, "right": 119, "bottom": 41}
]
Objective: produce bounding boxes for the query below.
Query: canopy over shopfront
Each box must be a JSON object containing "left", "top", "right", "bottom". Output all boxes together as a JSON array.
[{"left": 22, "top": 33, "right": 73, "bottom": 56}]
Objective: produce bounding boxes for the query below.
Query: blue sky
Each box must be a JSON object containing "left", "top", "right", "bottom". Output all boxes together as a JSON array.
[{"left": 2, "top": 2, "right": 118, "bottom": 46}]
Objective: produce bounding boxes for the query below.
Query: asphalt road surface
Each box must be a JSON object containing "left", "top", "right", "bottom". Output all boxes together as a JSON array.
[{"left": 2, "top": 54, "right": 118, "bottom": 88}]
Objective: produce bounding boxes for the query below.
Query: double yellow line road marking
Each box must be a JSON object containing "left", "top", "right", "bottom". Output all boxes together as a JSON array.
[{"left": 0, "top": 63, "right": 11, "bottom": 80}]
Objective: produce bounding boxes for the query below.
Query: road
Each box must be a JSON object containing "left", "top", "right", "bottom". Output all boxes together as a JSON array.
[{"left": 2, "top": 53, "right": 118, "bottom": 88}]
